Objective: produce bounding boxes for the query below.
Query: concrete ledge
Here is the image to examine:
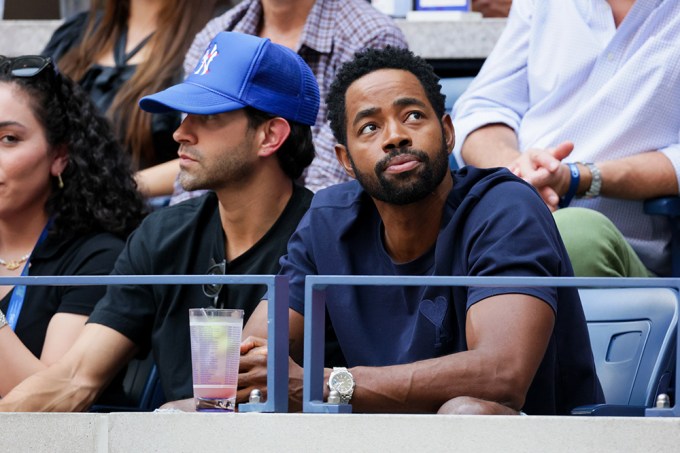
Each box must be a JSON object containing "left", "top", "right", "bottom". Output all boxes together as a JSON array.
[
  {"left": 1, "top": 413, "right": 105, "bottom": 453},
  {"left": 0, "top": 18, "right": 506, "bottom": 59},
  {"left": 2, "top": 412, "right": 679, "bottom": 453}
]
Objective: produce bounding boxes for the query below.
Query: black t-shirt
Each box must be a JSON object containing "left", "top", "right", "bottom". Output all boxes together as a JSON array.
[
  {"left": 1, "top": 231, "right": 124, "bottom": 357},
  {"left": 1, "top": 230, "right": 127, "bottom": 404},
  {"left": 88, "top": 185, "right": 313, "bottom": 401}
]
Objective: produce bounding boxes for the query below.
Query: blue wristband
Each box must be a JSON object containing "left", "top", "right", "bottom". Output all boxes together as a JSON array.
[{"left": 559, "top": 163, "right": 580, "bottom": 208}]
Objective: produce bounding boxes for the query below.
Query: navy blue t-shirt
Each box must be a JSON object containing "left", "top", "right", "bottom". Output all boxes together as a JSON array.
[{"left": 281, "top": 167, "right": 604, "bottom": 414}]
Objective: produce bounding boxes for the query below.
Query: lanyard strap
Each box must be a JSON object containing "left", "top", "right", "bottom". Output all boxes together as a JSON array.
[{"left": 6, "top": 223, "right": 51, "bottom": 331}]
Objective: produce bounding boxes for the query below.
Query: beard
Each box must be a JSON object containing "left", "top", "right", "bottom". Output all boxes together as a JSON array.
[
  {"left": 178, "top": 140, "right": 255, "bottom": 192},
  {"left": 348, "top": 135, "right": 450, "bottom": 205}
]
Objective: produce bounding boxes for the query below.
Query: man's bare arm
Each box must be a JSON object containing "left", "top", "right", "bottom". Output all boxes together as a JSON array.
[
  {"left": 242, "top": 300, "right": 305, "bottom": 365},
  {"left": 472, "top": 0, "right": 512, "bottom": 17},
  {"left": 460, "top": 124, "right": 521, "bottom": 168},
  {"left": 346, "top": 294, "right": 554, "bottom": 413},
  {"left": 462, "top": 125, "right": 679, "bottom": 202},
  {"left": 596, "top": 152, "right": 678, "bottom": 199},
  {"left": 134, "top": 159, "right": 179, "bottom": 197},
  {"left": 0, "top": 324, "right": 137, "bottom": 412},
  {"left": 240, "top": 294, "right": 553, "bottom": 413},
  {"left": 0, "top": 313, "right": 90, "bottom": 396}
]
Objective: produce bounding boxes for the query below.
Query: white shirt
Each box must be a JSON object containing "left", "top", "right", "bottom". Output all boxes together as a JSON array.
[{"left": 452, "top": 0, "right": 680, "bottom": 276}]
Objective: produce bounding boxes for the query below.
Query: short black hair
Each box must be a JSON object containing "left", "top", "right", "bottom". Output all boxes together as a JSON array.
[
  {"left": 326, "top": 46, "right": 445, "bottom": 146},
  {"left": 244, "top": 106, "right": 315, "bottom": 180}
]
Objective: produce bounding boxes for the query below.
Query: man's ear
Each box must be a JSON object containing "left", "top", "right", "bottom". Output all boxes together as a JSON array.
[
  {"left": 257, "top": 117, "right": 291, "bottom": 157},
  {"left": 334, "top": 143, "right": 356, "bottom": 178},
  {"left": 441, "top": 113, "right": 455, "bottom": 155},
  {"left": 50, "top": 144, "right": 69, "bottom": 176}
]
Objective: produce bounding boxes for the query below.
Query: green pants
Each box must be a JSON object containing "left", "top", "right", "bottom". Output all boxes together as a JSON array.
[{"left": 553, "top": 207, "right": 653, "bottom": 277}]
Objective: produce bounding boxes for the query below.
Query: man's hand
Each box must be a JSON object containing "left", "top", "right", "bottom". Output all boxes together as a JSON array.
[
  {"left": 237, "top": 336, "right": 304, "bottom": 412},
  {"left": 508, "top": 141, "right": 574, "bottom": 210},
  {"left": 159, "top": 398, "right": 196, "bottom": 412},
  {"left": 472, "top": 0, "right": 512, "bottom": 17}
]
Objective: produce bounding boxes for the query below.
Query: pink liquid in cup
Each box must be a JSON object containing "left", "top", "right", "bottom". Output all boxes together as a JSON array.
[{"left": 189, "top": 308, "right": 243, "bottom": 411}]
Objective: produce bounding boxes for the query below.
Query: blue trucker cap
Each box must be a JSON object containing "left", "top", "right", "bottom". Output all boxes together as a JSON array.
[{"left": 139, "top": 32, "right": 320, "bottom": 126}]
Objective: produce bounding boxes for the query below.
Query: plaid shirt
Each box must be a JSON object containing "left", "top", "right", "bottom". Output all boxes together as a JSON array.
[{"left": 171, "top": 0, "right": 407, "bottom": 204}]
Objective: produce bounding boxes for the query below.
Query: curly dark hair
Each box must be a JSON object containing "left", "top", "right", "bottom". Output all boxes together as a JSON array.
[
  {"left": 244, "top": 106, "right": 315, "bottom": 180},
  {"left": 0, "top": 63, "right": 147, "bottom": 239},
  {"left": 327, "top": 46, "right": 446, "bottom": 146}
]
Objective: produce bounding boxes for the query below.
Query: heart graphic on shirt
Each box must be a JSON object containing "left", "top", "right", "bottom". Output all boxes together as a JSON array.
[{"left": 419, "top": 296, "right": 449, "bottom": 327}]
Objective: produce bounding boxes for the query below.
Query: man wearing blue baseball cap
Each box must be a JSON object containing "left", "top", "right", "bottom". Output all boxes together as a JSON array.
[{"left": 0, "top": 32, "right": 320, "bottom": 412}]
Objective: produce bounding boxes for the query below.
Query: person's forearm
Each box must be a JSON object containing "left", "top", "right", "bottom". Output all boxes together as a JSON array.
[
  {"left": 135, "top": 159, "right": 180, "bottom": 197},
  {"left": 0, "top": 326, "right": 48, "bottom": 397},
  {"left": 460, "top": 124, "right": 521, "bottom": 168},
  {"left": 0, "top": 360, "right": 99, "bottom": 412},
  {"left": 347, "top": 350, "right": 520, "bottom": 413},
  {"left": 0, "top": 324, "right": 137, "bottom": 412},
  {"left": 595, "top": 152, "right": 678, "bottom": 199},
  {"left": 336, "top": 294, "right": 553, "bottom": 414},
  {"left": 472, "top": 0, "right": 512, "bottom": 17}
]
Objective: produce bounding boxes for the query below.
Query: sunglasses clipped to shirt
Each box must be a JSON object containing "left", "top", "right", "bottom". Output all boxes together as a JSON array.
[
  {"left": 0, "top": 55, "right": 55, "bottom": 78},
  {"left": 203, "top": 258, "right": 227, "bottom": 307}
]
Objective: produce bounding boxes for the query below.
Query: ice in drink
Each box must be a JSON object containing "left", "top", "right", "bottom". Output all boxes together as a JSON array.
[{"left": 189, "top": 308, "right": 244, "bottom": 411}]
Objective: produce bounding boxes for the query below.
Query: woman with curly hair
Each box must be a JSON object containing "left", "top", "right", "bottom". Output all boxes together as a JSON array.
[
  {"left": 0, "top": 56, "right": 147, "bottom": 397},
  {"left": 42, "top": 0, "right": 231, "bottom": 172}
]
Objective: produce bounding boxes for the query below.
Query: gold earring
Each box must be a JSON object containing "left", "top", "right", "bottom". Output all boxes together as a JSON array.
[{"left": 57, "top": 174, "right": 64, "bottom": 189}]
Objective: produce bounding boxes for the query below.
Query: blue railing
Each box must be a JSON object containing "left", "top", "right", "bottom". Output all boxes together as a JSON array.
[
  {"left": 0, "top": 274, "right": 290, "bottom": 414},
  {"left": 303, "top": 275, "right": 680, "bottom": 416},
  {"left": 4, "top": 274, "right": 680, "bottom": 416}
]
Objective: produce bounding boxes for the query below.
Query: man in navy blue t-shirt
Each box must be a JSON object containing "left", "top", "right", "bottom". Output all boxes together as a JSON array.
[{"left": 241, "top": 47, "right": 604, "bottom": 415}]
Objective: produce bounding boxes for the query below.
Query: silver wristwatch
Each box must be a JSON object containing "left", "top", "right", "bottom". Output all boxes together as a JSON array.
[
  {"left": 0, "top": 310, "right": 7, "bottom": 330},
  {"left": 582, "top": 162, "right": 602, "bottom": 198},
  {"left": 328, "top": 367, "right": 355, "bottom": 404}
]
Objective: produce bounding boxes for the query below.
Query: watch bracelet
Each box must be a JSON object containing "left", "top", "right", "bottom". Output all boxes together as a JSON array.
[
  {"left": 579, "top": 162, "right": 602, "bottom": 198},
  {"left": 0, "top": 310, "right": 7, "bottom": 329},
  {"left": 329, "top": 367, "right": 355, "bottom": 404}
]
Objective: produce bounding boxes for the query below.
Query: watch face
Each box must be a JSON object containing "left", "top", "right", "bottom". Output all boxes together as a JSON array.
[{"left": 331, "top": 372, "right": 353, "bottom": 393}]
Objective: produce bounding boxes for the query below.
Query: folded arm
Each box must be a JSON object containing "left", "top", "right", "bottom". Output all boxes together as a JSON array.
[
  {"left": 0, "top": 323, "right": 137, "bottom": 412},
  {"left": 0, "top": 313, "right": 90, "bottom": 397},
  {"left": 343, "top": 294, "right": 554, "bottom": 413},
  {"left": 239, "top": 294, "right": 554, "bottom": 413}
]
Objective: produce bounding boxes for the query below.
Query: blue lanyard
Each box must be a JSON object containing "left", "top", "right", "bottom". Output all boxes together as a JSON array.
[{"left": 6, "top": 223, "right": 50, "bottom": 331}]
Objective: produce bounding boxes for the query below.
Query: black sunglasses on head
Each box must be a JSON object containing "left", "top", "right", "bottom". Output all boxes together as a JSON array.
[{"left": 0, "top": 55, "right": 55, "bottom": 78}]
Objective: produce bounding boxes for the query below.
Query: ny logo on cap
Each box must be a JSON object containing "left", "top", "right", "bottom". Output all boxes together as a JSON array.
[{"left": 194, "top": 43, "right": 219, "bottom": 76}]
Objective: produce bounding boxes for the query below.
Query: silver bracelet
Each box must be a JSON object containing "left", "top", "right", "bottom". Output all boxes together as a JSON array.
[
  {"left": 579, "top": 162, "right": 602, "bottom": 198},
  {"left": 0, "top": 310, "right": 7, "bottom": 330}
]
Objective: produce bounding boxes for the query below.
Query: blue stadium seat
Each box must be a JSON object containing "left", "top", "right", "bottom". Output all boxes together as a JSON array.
[
  {"left": 90, "top": 353, "right": 166, "bottom": 412},
  {"left": 644, "top": 197, "right": 680, "bottom": 277},
  {"left": 439, "top": 76, "right": 473, "bottom": 171},
  {"left": 440, "top": 76, "right": 474, "bottom": 113},
  {"left": 572, "top": 288, "right": 678, "bottom": 416}
]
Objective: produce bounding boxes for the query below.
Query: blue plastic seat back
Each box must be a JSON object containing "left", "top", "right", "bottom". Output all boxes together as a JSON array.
[
  {"left": 440, "top": 76, "right": 475, "bottom": 113},
  {"left": 137, "top": 363, "right": 166, "bottom": 410},
  {"left": 439, "top": 76, "right": 474, "bottom": 171},
  {"left": 579, "top": 288, "right": 678, "bottom": 407},
  {"left": 90, "top": 352, "right": 166, "bottom": 412}
]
